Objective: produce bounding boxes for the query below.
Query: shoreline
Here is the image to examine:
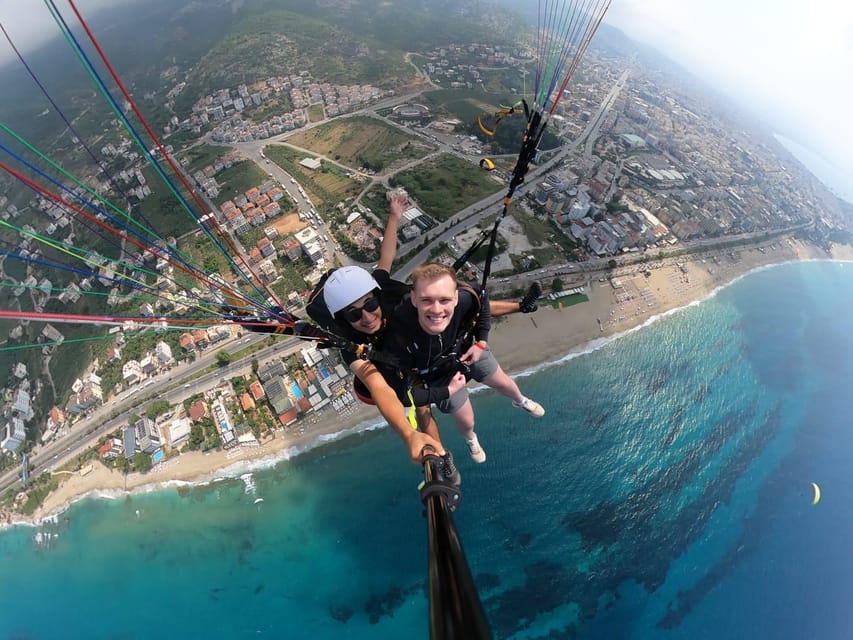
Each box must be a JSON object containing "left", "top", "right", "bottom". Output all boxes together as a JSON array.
[{"left": 13, "top": 238, "right": 853, "bottom": 527}]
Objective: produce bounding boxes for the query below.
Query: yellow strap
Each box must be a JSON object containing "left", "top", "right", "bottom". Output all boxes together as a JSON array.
[{"left": 406, "top": 388, "right": 418, "bottom": 430}]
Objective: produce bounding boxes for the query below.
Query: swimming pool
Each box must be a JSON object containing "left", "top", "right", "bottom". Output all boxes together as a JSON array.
[
  {"left": 152, "top": 450, "right": 165, "bottom": 464},
  {"left": 291, "top": 383, "right": 303, "bottom": 399}
]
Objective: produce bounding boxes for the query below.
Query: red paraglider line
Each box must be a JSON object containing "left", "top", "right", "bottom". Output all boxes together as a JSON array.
[
  {"left": 0, "top": 308, "right": 298, "bottom": 332},
  {"left": 0, "top": 157, "right": 257, "bottom": 314},
  {"left": 65, "top": 0, "right": 284, "bottom": 311},
  {"left": 0, "top": 309, "right": 213, "bottom": 327}
]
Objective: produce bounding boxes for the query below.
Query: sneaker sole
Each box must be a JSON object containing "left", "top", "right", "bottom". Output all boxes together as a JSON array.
[{"left": 514, "top": 403, "right": 545, "bottom": 417}]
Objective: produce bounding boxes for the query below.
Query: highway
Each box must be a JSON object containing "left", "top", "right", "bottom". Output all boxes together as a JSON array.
[{"left": 0, "top": 332, "right": 307, "bottom": 496}]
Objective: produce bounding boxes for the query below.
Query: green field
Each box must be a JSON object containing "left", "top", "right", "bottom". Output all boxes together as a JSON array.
[
  {"left": 390, "top": 154, "right": 503, "bottom": 221},
  {"left": 215, "top": 161, "right": 271, "bottom": 203},
  {"left": 264, "top": 145, "right": 361, "bottom": 211},
  {"left": 136, "top": 165, "right": 200, "bottom": 240},
  {"left": 178, "top": 143, "right": 234, "bottom": 174},
  {"left": 285, "top": 115, "right": 431, "bottom": 172}
]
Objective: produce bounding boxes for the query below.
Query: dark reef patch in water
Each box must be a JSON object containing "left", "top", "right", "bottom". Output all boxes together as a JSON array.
[
  {"left": 329, "top": 603, "right": 353, "bottom": 623},
  {"left": 526, "top": 402, "right": 781, "bottom": 634}
]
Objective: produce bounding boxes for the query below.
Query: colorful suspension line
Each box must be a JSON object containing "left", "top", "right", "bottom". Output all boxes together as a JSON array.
[
  {"left": 48, "top": 0, "right": 284, "bottom": 317},
  {"left": 0, "top": 134, "right": 248, "bottom": 316}
]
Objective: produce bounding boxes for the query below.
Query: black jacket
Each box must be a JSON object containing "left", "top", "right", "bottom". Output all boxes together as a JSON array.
[{"left": 383, "top": 285, "right": 490, "bottom": 396}]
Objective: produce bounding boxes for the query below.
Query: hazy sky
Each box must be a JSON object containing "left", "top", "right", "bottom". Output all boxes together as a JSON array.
[
  {"left": 606, "top": 0, "right": 853, "bottom": 195},
  {"left": 1, "top": 0, "right": 851, "bottom": 194},
  {"left": 0, "top": 0, "right": 123, "bottom": 45}
]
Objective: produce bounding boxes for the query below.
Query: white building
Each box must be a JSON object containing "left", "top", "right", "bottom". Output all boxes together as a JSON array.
[
  {"left": 123, "top": 360, "right": 144, "bottom": 386},
  {"left": 1, "top": 417, "right": 26, "bottom": 453},
  {"left": 140, "top": 355, "right": 157, "bottom": 376},
  {"left": 167, "top": 417, "right": 192, "bottom": 448},
  {"left": 134, "top": 416, "right": 161, "bottom": 454},
  {"left": 13, "top": 388, "right": 34, "bottom": 421},
  {"left": 155, "top": 341, "right": 174, "bottom": 365},
  {"left": 294, "top": 227, "right": 324, "bottom": 263}
]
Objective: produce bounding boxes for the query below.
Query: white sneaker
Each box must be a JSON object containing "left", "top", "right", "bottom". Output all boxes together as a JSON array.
[
  {"left": 513, "top": 397, "right": 545, "bottom": 417},
  {"left": 466, "top": 434, "right": 487, "bottom": 463}
]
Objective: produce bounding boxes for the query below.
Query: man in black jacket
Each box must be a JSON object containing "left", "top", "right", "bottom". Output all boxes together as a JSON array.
[{"left": 383, "top": 262, "right": 544, "bottom": 464}]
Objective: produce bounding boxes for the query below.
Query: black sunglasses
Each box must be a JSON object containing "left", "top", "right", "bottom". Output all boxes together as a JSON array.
[{"left": 342, "top": 295, "right": 381, "bottom": 323}]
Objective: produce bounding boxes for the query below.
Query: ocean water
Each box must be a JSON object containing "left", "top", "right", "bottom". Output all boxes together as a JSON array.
[{"left": 3, "top": 260, "right": 853, "bottom": 639}]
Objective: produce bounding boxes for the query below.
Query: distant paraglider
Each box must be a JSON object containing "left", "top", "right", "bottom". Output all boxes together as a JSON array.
[{"left": 811, "top": 482, "right": 821, "bottom": 505}]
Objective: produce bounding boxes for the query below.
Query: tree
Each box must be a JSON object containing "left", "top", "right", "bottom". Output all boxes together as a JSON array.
[
  {"left": 113, "top": 456, "right": 130, "bottom": 474},
  {"left": 187, "top": 424, "right": 205, "bottom": 450},
  {"left": 132, "top": 452, "right": 152, "bottom": 473},
  {"left": 251, "top": 358, "right": 259, "bottom": 374},
  {"left": 215, "top": 350, "right": 233, "bottom": 366},
  {"left": 145, "top": 400, "right": 172, "bottom": 419},
  {"left": 551, "top": 277, "right": 564, "bottom": 292},
  {"left": 607, "top": 259, "right": 617, "bottom": 269},
  {"left": 203, "top": 255, "right": 220, "bottom": 273}
]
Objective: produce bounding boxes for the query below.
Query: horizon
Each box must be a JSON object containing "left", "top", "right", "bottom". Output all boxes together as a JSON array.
[{"left": 0, "top": 0, "right": 850, "bottom": 206}]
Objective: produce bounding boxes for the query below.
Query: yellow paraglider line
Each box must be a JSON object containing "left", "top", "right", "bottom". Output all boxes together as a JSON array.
[{"left": 811, "top": 482, "right": 821, "bottom": 505}]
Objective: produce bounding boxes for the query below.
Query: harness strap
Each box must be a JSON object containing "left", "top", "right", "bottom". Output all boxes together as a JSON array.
[{"left": 406, "top": 387, "right": 418, "bottom": 429}]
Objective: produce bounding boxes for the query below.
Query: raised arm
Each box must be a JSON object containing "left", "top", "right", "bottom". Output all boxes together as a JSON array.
[{"left": 376, "top": 193, "right": 408, "bottom": 273}]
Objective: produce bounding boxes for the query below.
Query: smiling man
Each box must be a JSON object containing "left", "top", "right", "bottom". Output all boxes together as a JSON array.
[{"left": 384, "top": 263, "right": 544, "bottom": 464}]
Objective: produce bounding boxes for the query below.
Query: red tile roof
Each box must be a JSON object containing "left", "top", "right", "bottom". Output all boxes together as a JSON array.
[{"left": 188, "top": 400, "right": 207, "bottom": 422}]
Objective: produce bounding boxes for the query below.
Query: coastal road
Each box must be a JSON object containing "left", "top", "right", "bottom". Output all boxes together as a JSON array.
[{"left": 0, "top": 332, "right": 309, "bottom": 496}]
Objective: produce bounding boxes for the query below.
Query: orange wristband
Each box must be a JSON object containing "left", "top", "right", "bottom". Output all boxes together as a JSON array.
[{"left": 474, "top": 341, "right": 487, "bottom": 350}]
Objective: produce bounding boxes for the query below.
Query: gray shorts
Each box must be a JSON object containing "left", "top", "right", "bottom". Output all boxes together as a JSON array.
[{"left": 435, "top": 349, "right": 499, "bottom": 414}]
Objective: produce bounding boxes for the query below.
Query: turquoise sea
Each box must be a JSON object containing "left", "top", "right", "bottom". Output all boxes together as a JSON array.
[{"left": 2, "top": 259, "right": 853, "bottom": 639}]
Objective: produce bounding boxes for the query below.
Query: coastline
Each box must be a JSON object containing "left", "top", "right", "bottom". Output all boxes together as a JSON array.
[{"left": 18, "top": 238, "right": 853, "bottom": 526}]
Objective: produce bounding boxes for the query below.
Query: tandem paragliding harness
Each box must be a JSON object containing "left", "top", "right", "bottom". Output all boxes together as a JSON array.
[{"left": 303, "top": 269, "right": 484, "bottom": 406}]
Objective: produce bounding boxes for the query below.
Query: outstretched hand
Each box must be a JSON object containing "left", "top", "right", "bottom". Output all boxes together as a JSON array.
[{"left": 388, "top": 193, "right": 409, "bottom": 220}]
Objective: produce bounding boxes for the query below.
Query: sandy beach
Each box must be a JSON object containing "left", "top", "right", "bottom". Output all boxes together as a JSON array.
[{"left": 21, "top": 237, "right": 853, "bottom": 524}]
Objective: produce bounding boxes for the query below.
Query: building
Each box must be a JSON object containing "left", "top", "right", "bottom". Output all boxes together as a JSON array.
[
  {"left": 167, "top": 417, "right": 192, "bottom": 448},
  {"left": 293, "top": 228, "right": 324, "bottom": 263},
  {"left": 134, "top": 416, "right": 161, "bottom": 454},
  {"left": 258, "top": 359, "right": 286, "bottom": 383},
  {"left": 123, "top": 360, "right": 144, "bottom": 386},
  {"left": 179, "top": 333, "right": 195, "bottom": 351},
  {"left": 13, "top": 388, "right": 33, "bottom": 421},
  {"left": 155, "top": 341, "right": 174, "bottom": 365},
  {"left": 188, "top": 400, "right": 207, "bottom": 422},
  {"left": 1, "top": 417, "right": 26, "bottom": 453},
  {"left": 98, "top": 437, "right": 124, "bottom": 461},
  {"left": 123, "top": 426, "right": 137, "bottom": 460}
]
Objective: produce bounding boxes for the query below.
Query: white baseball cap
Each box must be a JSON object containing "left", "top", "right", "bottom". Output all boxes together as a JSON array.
[{"left": 323, "top": 266, "right": 381, "bottom": 315}]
